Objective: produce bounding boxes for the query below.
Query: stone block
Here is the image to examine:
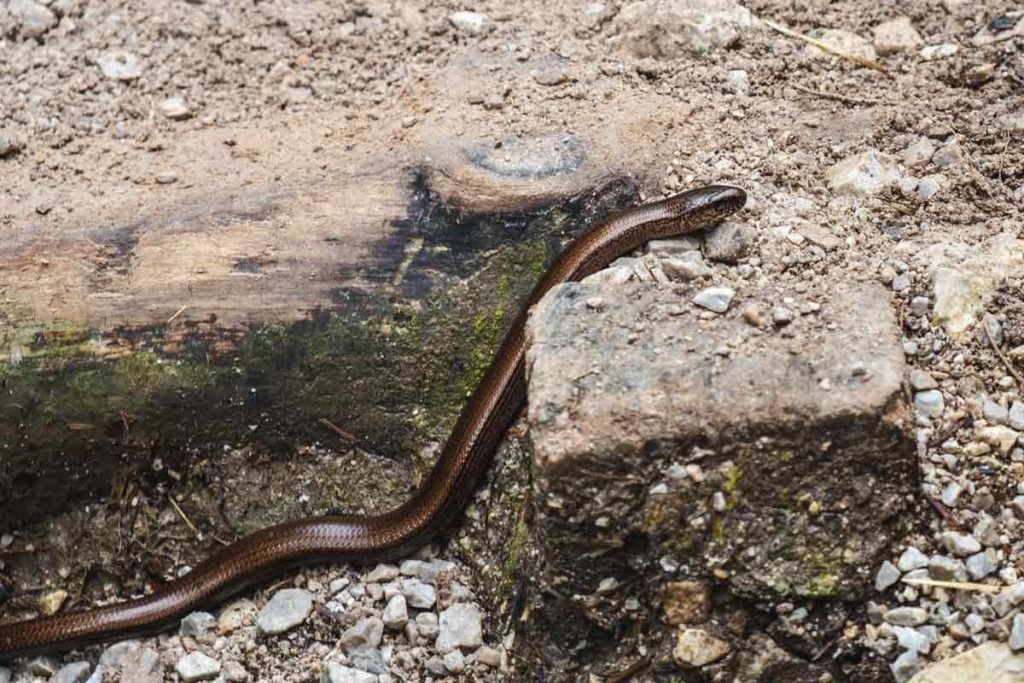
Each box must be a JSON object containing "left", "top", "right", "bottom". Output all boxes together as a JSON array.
[{"left": 526, "top": 281, "right": 915, "bottom": 622}]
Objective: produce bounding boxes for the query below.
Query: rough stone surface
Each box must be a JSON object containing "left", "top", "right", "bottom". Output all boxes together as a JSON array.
[
  {"left": 672, "top": 627, "right": 731, "bottom": 667},
  {"left": 175, "top": 652, "right": 221, "bottom": 682},
  {"left": 872, "top": 17, "right": 923, "bottom": 55},
  {"left": 922, "top": 234, "right": 1024, "bottom": 338},
  {"left": 52, "top": 662, "right": 92, "bottom": 683},
  {"left": 527, "top": 281, "right": 914, "bottom": 620},
  {"left": 908, "top": 642, "right": 1024, "bottom": 682},
  {"left": 436, "top": 603, "right": 484, "bottom": 653},
  {"left": 321, "top": 663, "right": 377, "bottom": 683},
  {"left": 825, "top": 150, "right": 901, "bottom": 196},
  {"left": 256, "top": 588, "right": 313, "bottom": 635},
  {"left": 608, "top": 0, "right": 754, "bottom": 57}
]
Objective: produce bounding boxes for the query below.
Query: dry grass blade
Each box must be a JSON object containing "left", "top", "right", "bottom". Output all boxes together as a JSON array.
[
  {"left": 902, "top": 577, "right": 1000, "bottom": 593},
  {"left": 761, "top": 17, "right": 889, "bottom": 75}
]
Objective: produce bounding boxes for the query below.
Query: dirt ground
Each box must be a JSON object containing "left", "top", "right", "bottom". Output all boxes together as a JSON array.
[{"left": 1, "top": 0, "right": 1023, "bottom": 681}]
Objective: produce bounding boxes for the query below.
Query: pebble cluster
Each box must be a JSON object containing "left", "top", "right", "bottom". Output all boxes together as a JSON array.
[{"left": 0, "top": 548, "right": 504, "bottom": 682}]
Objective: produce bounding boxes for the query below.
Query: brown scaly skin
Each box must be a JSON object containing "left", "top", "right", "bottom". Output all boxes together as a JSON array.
[{"left": 0, "top": 184, "right": 746, "bottom": 660}]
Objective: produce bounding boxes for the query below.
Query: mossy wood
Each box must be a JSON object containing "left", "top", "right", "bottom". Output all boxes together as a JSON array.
[{"left": 0, "top": 160, "right": 638, "bottom": 532}]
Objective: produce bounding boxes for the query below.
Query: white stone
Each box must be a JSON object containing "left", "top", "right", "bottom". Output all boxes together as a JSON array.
[
  {"left": 321, "top": 663, "right": 377, "bottom": 683},
  {"left": 692, "top": 286, "right": 735, "bottom": 313},
  {"left": 175, "top": 652, "right": 221, "bottom": 682},
  {"left": 436, "top": 603, "right": 484, "bottom": 652},
  {"left": 256, "top": 588, "right": 313, "bottom": 635},
  {"left": 907, "top": 642, "right": 1024, "bottom": 682},
  {"left": 383, "top": 594, "right": 409, "bottom": 630},
  {"left": 159, "top": 96, "right": 191, "bottom": 120},
  {"left": 448, "top": 11, "right": 486, "bottom": 35},
  {"left": 672, "top": 627, "right": 731, "bottom": 667},
  {"left": 876, "top": 561, "right": 901, "bottom": 591},
  {"left": 8, "top": 0, "right": 56, "bottom": 38},
  {"left": 825, "top": 151, "right": 901, "bottom": 196},
  {"left": 920, "top": 43, "right": 959, "bottom": 61},
  {"left": 96, "top": 50, "right": 144, "bottom": 81},
  {"left": 52, "top": 662, "right": 92, "bottom": 683},
  {"left": 940, "top": 531, "right": 981, "bottom": 557},
  {"left": 898, "top": 547, "right": 930, "bottom": 572},
  {"left": 872, "top": 17, "right": 923, "bottom": 55},
  {"left": 914, "top": 390, "right": 944, "bottom": 418},
  {"left": 608, "top": 0, "right": 754, "bottom": 57}
]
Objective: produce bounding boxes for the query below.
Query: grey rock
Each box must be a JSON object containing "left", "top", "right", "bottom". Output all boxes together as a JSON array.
[
  {"left": 27, "top": 656, "right": 61, "bottom": 676},
  {"left": 940, "top": 482, "right": 963, "bottom": 507},
  {"left": 97, "top": 50, "right": 143, "bottom": 81},
  {"left": 892, "top": 273, "right": 911, "bottom": 292},
  {"left": 1013, "top": 496, "right": 1024, "bottom": 519},
  {"left": 348, "top": 649, "right": 386, "bottom": 675},
  {"left": 222, "top": 661, "right": 250, "bottom": 682},
  {"left": 321, "top": 663, "right": 376, "bottom": 683},
  {"left": 993, "top": 592, "right": 1014, "bottom": 618},
  {"left": 928, "top": 555, "right": 968, "bottom": 581},
  {"left": 703, "top": 221, "right": 751, "bottom": 262},
  {"left": 0, "top": 666, "right": 9, "bottom": 683},
  {"left": 692, "top": 286, "right": 735, "bottom": 313},
  {"left": 99, "top": 640, "right": 143, "bottom": 667},
  {"left": 891, "top": 649, "right": 921, "bottom": 683},
  {"left": 365, "top": 564, "right": 400, "bottom": 583},
  {"left": 52, "top": 662, "right": 92, "bottom": 683},
  {"left": 914, "top": 389, "right": 944, "bottom": 418},
  {"left": 825, "top": 150, "right": 901, "bottom": 196},
  {"left": 528, "top": 282, "right": 913, "bottom": 604},
  {"left": 448, "top": 10, "right": 486, "bottom": 34},
  {"left": 8, "top": 0, "right": 56, "bottom": 38},
  {"left": 425, "top": 656, "right": 446, "bottom": 676},
  {"left": 0, "top": 128, "right": 24, "bottom": 158},
  {"left": 436, "top": 603, "right": 484, "bottom": 652},
  {"left": 916, "top": 175, "right": 942, "bottom": 200},
  {"left": 118, "top": 646, "right": 161, "bottom": 683},
  {"left": 876, "top": 560, "right": 901, "bottom": 591},
  {"left": 401, "top": 578, "right": 436, "bottom": 609},
  {"left": 893, "top": 625, "right": 930, "bottom": 654},
  {"left": 532, "top": 62, "right": 569, "bottom": 86},
  {"left": 902, "top": 137, "right": 936, "bottom": 168},
  {"left": 966, "top": 551, "right": 997, "bottom": 580},
  {"left": 909, "top": 297, "right": 931, "bottom": 316},
  {"left": 647, "top": 236, "right": 703, "bottom": 255},
  {"left": 257, "top": 588, "right": 313, "bottom": 635},
  {"left": 1009, "top": 402, "right": 1024, "bottom": 431},
  {"left": 983, "top": 398, "right": 1009, "bottom": 425},
  {"left": 443, "top": 649, "right": 466, "bottom": 674},
  {"left": 340, "top": 617, "right": 384, "bottom": 653},
  {"left": 940, "top": 531, "right": 982, "bottom": 557},
  {"left": 476, "top": 646, "right": 502, "bottom": 668},
  {"left": 329, "top": 577, "right": 350, "bottom": 594},
  {"left": 180, "top": 611, "right": 217, "bottom": 638},
  {"left": 662, "top": 254, "right": 713, "bottom": 281},
  {"left": 416, "top": 611, "right": 439, "bottom": 638},
  {"left": 885, "top": 607, "right": 928, "bottom": 626},
  {"left": 175, "top": 652, "right": 220, "bottom": 682},
  {"left": 772, "top": 306, "right": 795, "bottom": 326},
  {"left": 383, "top": 594, "right": 409, "bottom": 630},
  {"left": 872, "top": 16, "right": 922, "bottom": 55},
  {"left": 1012, "top": 614, "right": 1024, "bottom": 651},
  {"left": 608, "top": 0, "right": 754, "bottom": 57},
  {"left": 159, "top": 96, "right": 191, "bottom": 120},
  {"left": 932, "top": 140, "right": 961, "bottom": 168}
]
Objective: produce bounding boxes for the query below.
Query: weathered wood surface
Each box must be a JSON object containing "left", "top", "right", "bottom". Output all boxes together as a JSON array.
[{"left": 0, "top": 125, "right": 643, "bottom": 532}]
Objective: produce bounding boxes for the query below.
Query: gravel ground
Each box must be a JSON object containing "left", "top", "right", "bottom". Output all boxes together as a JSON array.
[{"left": 2, "top": 0, "right": 1024, "bottom": 681}]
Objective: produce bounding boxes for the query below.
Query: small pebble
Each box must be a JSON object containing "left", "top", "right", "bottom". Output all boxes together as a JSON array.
[
  {"left": 692, "top": 287, "right": 735, "bottom": 313},
  {"left": 175, "top": 652, "right": 220, "bottom": 682}
]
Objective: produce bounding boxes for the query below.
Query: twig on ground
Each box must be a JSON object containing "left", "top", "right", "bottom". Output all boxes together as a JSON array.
[
  {"left": 319, "top": 417, "right": 357, "bottom": 443},
  {"left": 984, "top": 320, "right": 1024, "bottom": 390},
  {"left": 790, "top": 83, "right": 896, "bottom": 106},
  {"left": 761, "top": 18, "right": 889, "bottom": 75},
  {"left": 169, "top": 496, "right": 204, "bottom": 542},
  {"left": 902, "top": 577, "right": 1000, "bottom": 593}
]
